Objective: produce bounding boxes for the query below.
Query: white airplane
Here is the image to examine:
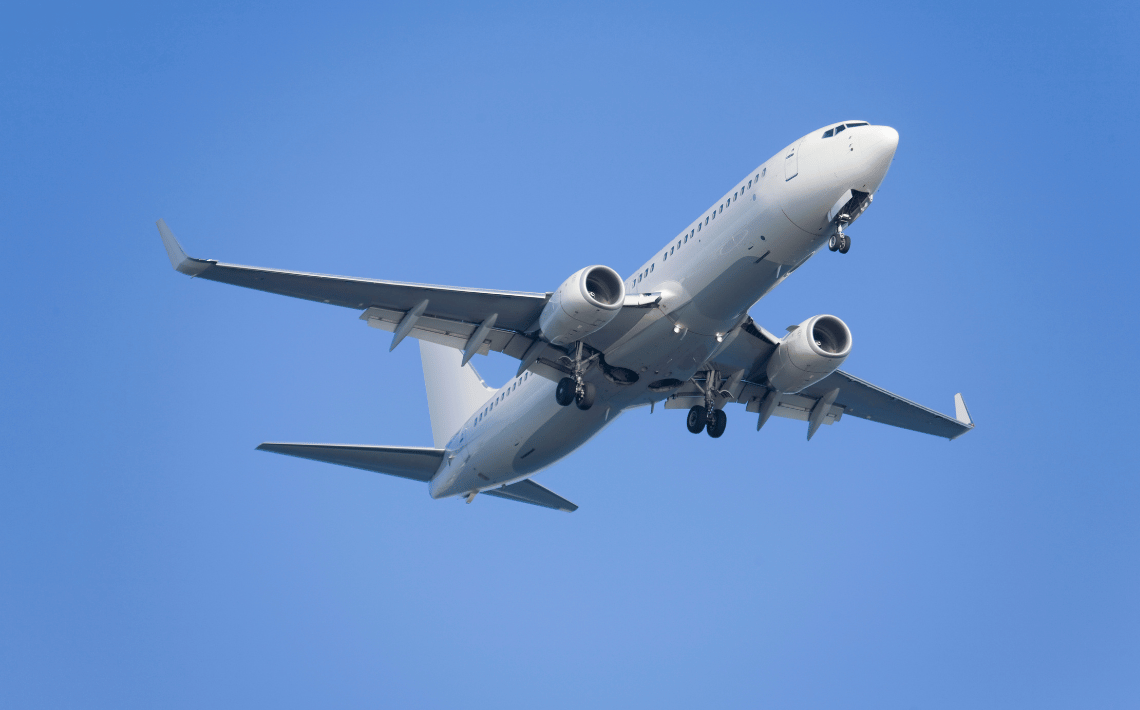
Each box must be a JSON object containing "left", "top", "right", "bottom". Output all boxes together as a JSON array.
[{"left": 158, "top": 120, "right": 973, "bottom": 513}]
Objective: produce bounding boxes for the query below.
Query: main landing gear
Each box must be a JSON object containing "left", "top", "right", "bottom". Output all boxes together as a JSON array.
[
  {"left": 687, "top": 405, "right": 727, "bottom": 438},
  {"left": 555, "top": 342, "right": 596, "bottom": 411},
  {"left": 685, "top": 369, "right": 727, "bottom": 438},
  {"left": 828, "top": 214, "right": 852, "bottom": 254}
]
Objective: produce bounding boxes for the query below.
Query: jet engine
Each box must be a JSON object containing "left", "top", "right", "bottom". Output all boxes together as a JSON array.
[
  {"left": 539, "top": 265, "right": 626, "bottom": 346},
  {"left": 765, "top": 314, "right": 852, "bottom": 393}
]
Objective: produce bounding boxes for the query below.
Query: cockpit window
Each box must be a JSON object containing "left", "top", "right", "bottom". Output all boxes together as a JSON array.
[
  {"left": 835, "top": 124, "right": 846, "bottom": 135},
  {"left": 823, "top": 128, "right": 834, "bottom": 138},
  {"left": 845, "top": 122, "right": 868, "bottom": 128}
]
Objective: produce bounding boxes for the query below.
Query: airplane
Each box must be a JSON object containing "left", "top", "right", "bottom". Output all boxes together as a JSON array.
[{"left": 157, "top": 120, "right": 973, "bottom": 513}]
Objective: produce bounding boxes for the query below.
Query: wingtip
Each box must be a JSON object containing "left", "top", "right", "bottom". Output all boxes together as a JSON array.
[
  {"left": 156, "top": 219, "right": 210, "bottom": 276},
  {"left": 954, "top": 393, "right": 974, "bottom": 427}
]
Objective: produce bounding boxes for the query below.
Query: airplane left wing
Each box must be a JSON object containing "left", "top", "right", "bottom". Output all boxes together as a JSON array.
[{"left": 664, "top": 316, "right": 974, "bottom": 441}]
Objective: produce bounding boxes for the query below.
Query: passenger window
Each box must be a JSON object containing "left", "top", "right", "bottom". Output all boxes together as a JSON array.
[
  {"left": 823, "top": 128, "right": 834, "bottom": 138},
  {"left": 670, "top": 246, "right": 674, "bottom": 255},
  {"left": 650, "top": 263, "right": 654, "bottom": 272},
  {"left": 683, "top": 235, "right": 688, "bottom": 243},
  {"left": 663, "top": 252, "right": 667, "bottom": 261},
  {"left": 748, "top": 179, "right": 752, "bottom": 188},
  {"left": 756, "top": 173, "right": 760, "bottom": 181}
]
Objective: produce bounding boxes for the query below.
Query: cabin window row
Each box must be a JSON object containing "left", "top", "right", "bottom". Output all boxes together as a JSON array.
[
  {"left": 632, "top": 170, "right": 764, "bottom": 287},
  {"left": 474, "top": 371, "right": 530, "bottom": 426}
]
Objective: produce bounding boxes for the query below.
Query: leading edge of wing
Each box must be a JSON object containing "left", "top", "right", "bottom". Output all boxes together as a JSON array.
[{"left": 155, "top": 219, "right": 549, "bottom": 311}]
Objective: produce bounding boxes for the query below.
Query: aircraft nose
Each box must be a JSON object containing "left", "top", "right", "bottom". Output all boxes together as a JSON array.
[{"left": 864, "top": 125, "right": 898, "bottom": 185}]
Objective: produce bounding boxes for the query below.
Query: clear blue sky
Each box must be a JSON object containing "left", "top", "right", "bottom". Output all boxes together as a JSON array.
[{"left": 2, "top": 2, "right": 1138, "bottom": 708}]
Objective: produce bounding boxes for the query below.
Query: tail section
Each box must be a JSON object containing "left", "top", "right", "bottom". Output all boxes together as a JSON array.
[
  {"left": 257, "top": 443, "right": 445, "bottom": 481},
  {"left": 419, "top": 341, "right": 496, "bottom": 448}
]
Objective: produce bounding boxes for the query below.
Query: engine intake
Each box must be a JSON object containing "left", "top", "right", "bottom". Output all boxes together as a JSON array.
[
  {"left": 765, "top": 314, "right": 852, "bottom": 393},
  {"left": 539, "top": 265, "right": 625, "bottom": 346}
]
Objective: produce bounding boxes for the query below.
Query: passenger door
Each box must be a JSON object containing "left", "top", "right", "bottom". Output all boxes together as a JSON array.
[{"left": 784, "top": 141, "right": 800, "bottom": 181}]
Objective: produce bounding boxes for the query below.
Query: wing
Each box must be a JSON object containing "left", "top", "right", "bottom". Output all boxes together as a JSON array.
[
  {"left": 794, "top": 371, "right": 973, "bottom": 440},
  {"left": 481, "top": 479, "right": 578, "bottom": 512},
  {"left": 158, "top": 220, "right": 660, "bottom": 379},
  {"left": 158, "top": 220, "right": 563, "bottom": 370},
  {"left": 663, "top": 316, "right": 974, "bottom": 440}
]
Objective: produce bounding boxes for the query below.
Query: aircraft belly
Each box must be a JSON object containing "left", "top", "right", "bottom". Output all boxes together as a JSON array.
[{"left": 434, "top": 380, "right": 615, "bottom": 498}]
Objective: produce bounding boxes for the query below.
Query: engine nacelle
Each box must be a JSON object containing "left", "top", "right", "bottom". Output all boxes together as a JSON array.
[
  {"left": 539, "top": 265, "right": 626, "bottom": 346},
  {"left": 765, "top": 314, "right": 852, "bottom": 393}
]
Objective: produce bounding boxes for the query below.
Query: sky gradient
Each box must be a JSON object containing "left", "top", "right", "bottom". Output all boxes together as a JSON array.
[{"left": 2, "top": 2, "right": 1138, "bottom": 708}]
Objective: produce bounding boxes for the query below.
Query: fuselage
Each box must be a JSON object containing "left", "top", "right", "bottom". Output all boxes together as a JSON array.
[{"left": 430, "top": 122, "right": 899, "bottom": 499}]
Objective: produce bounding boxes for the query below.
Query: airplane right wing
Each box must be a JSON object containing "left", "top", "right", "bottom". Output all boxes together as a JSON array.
[{"left": 158, "top": 220, "right": 657, "bottom": 380}]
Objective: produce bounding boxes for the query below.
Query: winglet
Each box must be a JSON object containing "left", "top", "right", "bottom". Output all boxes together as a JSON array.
[
  {"left": 954, "top": 393, "right": 974, "bottom": 427},
  {"left": 156, "top": 219, "right": 211, "bottom": 276}
]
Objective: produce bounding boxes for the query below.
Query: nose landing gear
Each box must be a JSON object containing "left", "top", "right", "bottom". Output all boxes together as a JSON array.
[{"left": 828, "top": 214, "right": 852, "bottom": 254}]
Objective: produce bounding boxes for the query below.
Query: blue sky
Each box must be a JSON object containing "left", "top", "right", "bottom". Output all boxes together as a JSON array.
[{"left": 2, "top": 2, "right": 1138, "bottom": 708}]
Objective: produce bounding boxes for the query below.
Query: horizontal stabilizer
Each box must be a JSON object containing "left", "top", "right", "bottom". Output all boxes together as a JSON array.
[
  {"left": 256, "top": 443, "right": 445, "bottom": 482},
  {"left": 482, "top": 479, "right": 578, "bottom": 512}
]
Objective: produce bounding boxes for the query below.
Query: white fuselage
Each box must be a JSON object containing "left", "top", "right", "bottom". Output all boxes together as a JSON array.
[{"left": 430, "top": 122, "right": 899, "bottom": 499}]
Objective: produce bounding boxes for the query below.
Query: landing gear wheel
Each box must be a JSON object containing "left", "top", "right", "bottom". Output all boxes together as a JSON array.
[
  {"left": 828, "top": 233, "right": 840, "bottom": 252},
  {"left": 706, "top": 409, "right": 727, "bottom": 438},
  {"left": 838, "top": 235, "right": 851, "bottom": 254},
  {"left": 686, "top": 405, "right": 707, "bottom": 434},
  {"left": 555, "top": 377, "right": 575, "bottom": 406},
  {"left": 575, "top": 382, "right": 596, "bottom": 410}
]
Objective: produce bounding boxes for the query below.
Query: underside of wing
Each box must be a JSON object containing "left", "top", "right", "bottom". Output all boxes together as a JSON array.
[
  {"left": 662, "top": 314, "right": 973, "bottom": 440},
  {"left": 481, "top": 479, "right": 578, "bottom": 512},
  {"left": 158, "top": 220, "right": 664, "bottom": 382},
  {"left": 158, "top": 219, "right": 549, "bottom": 328},
  {"left": 796, "top": 371, "right": 973, "bottom": 439}
]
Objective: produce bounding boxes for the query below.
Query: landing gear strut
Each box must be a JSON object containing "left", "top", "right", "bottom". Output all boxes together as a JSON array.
[
  {"left": 554, "top": 342, "right": 596, "bottom": 410},
  {"left": 828, "top": 214, "right": 852, "bottom": 254},
  {"left": 685, "top": 370, "right": 728, "bottom": 438}
]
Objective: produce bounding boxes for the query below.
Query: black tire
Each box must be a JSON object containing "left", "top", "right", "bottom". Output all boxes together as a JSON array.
[
  {"left": 828, "top": 233, "right": 840, "bottom": 251},
  {"left": 575, "top": 382, "right": 596, "bottom": 410},
  {"left": 707, "top": 409, "right": 727, "bottom": 438},
  {"left": 555, "top": 377, "right": 575, "bottom": 406},
  {"left": 838, "top": 235, "right": 851, "bottom": 254},
  {"left": 686, "top": 405, "right": 706, "bottom": 434}
]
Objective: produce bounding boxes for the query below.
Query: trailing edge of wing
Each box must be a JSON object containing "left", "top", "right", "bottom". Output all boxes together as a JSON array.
[
  {"left": 482, "top": 479, "right": 578, "bottom": 512},
  {"left": 256, "top": 443, "right": 445, "bottom": 482}
]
